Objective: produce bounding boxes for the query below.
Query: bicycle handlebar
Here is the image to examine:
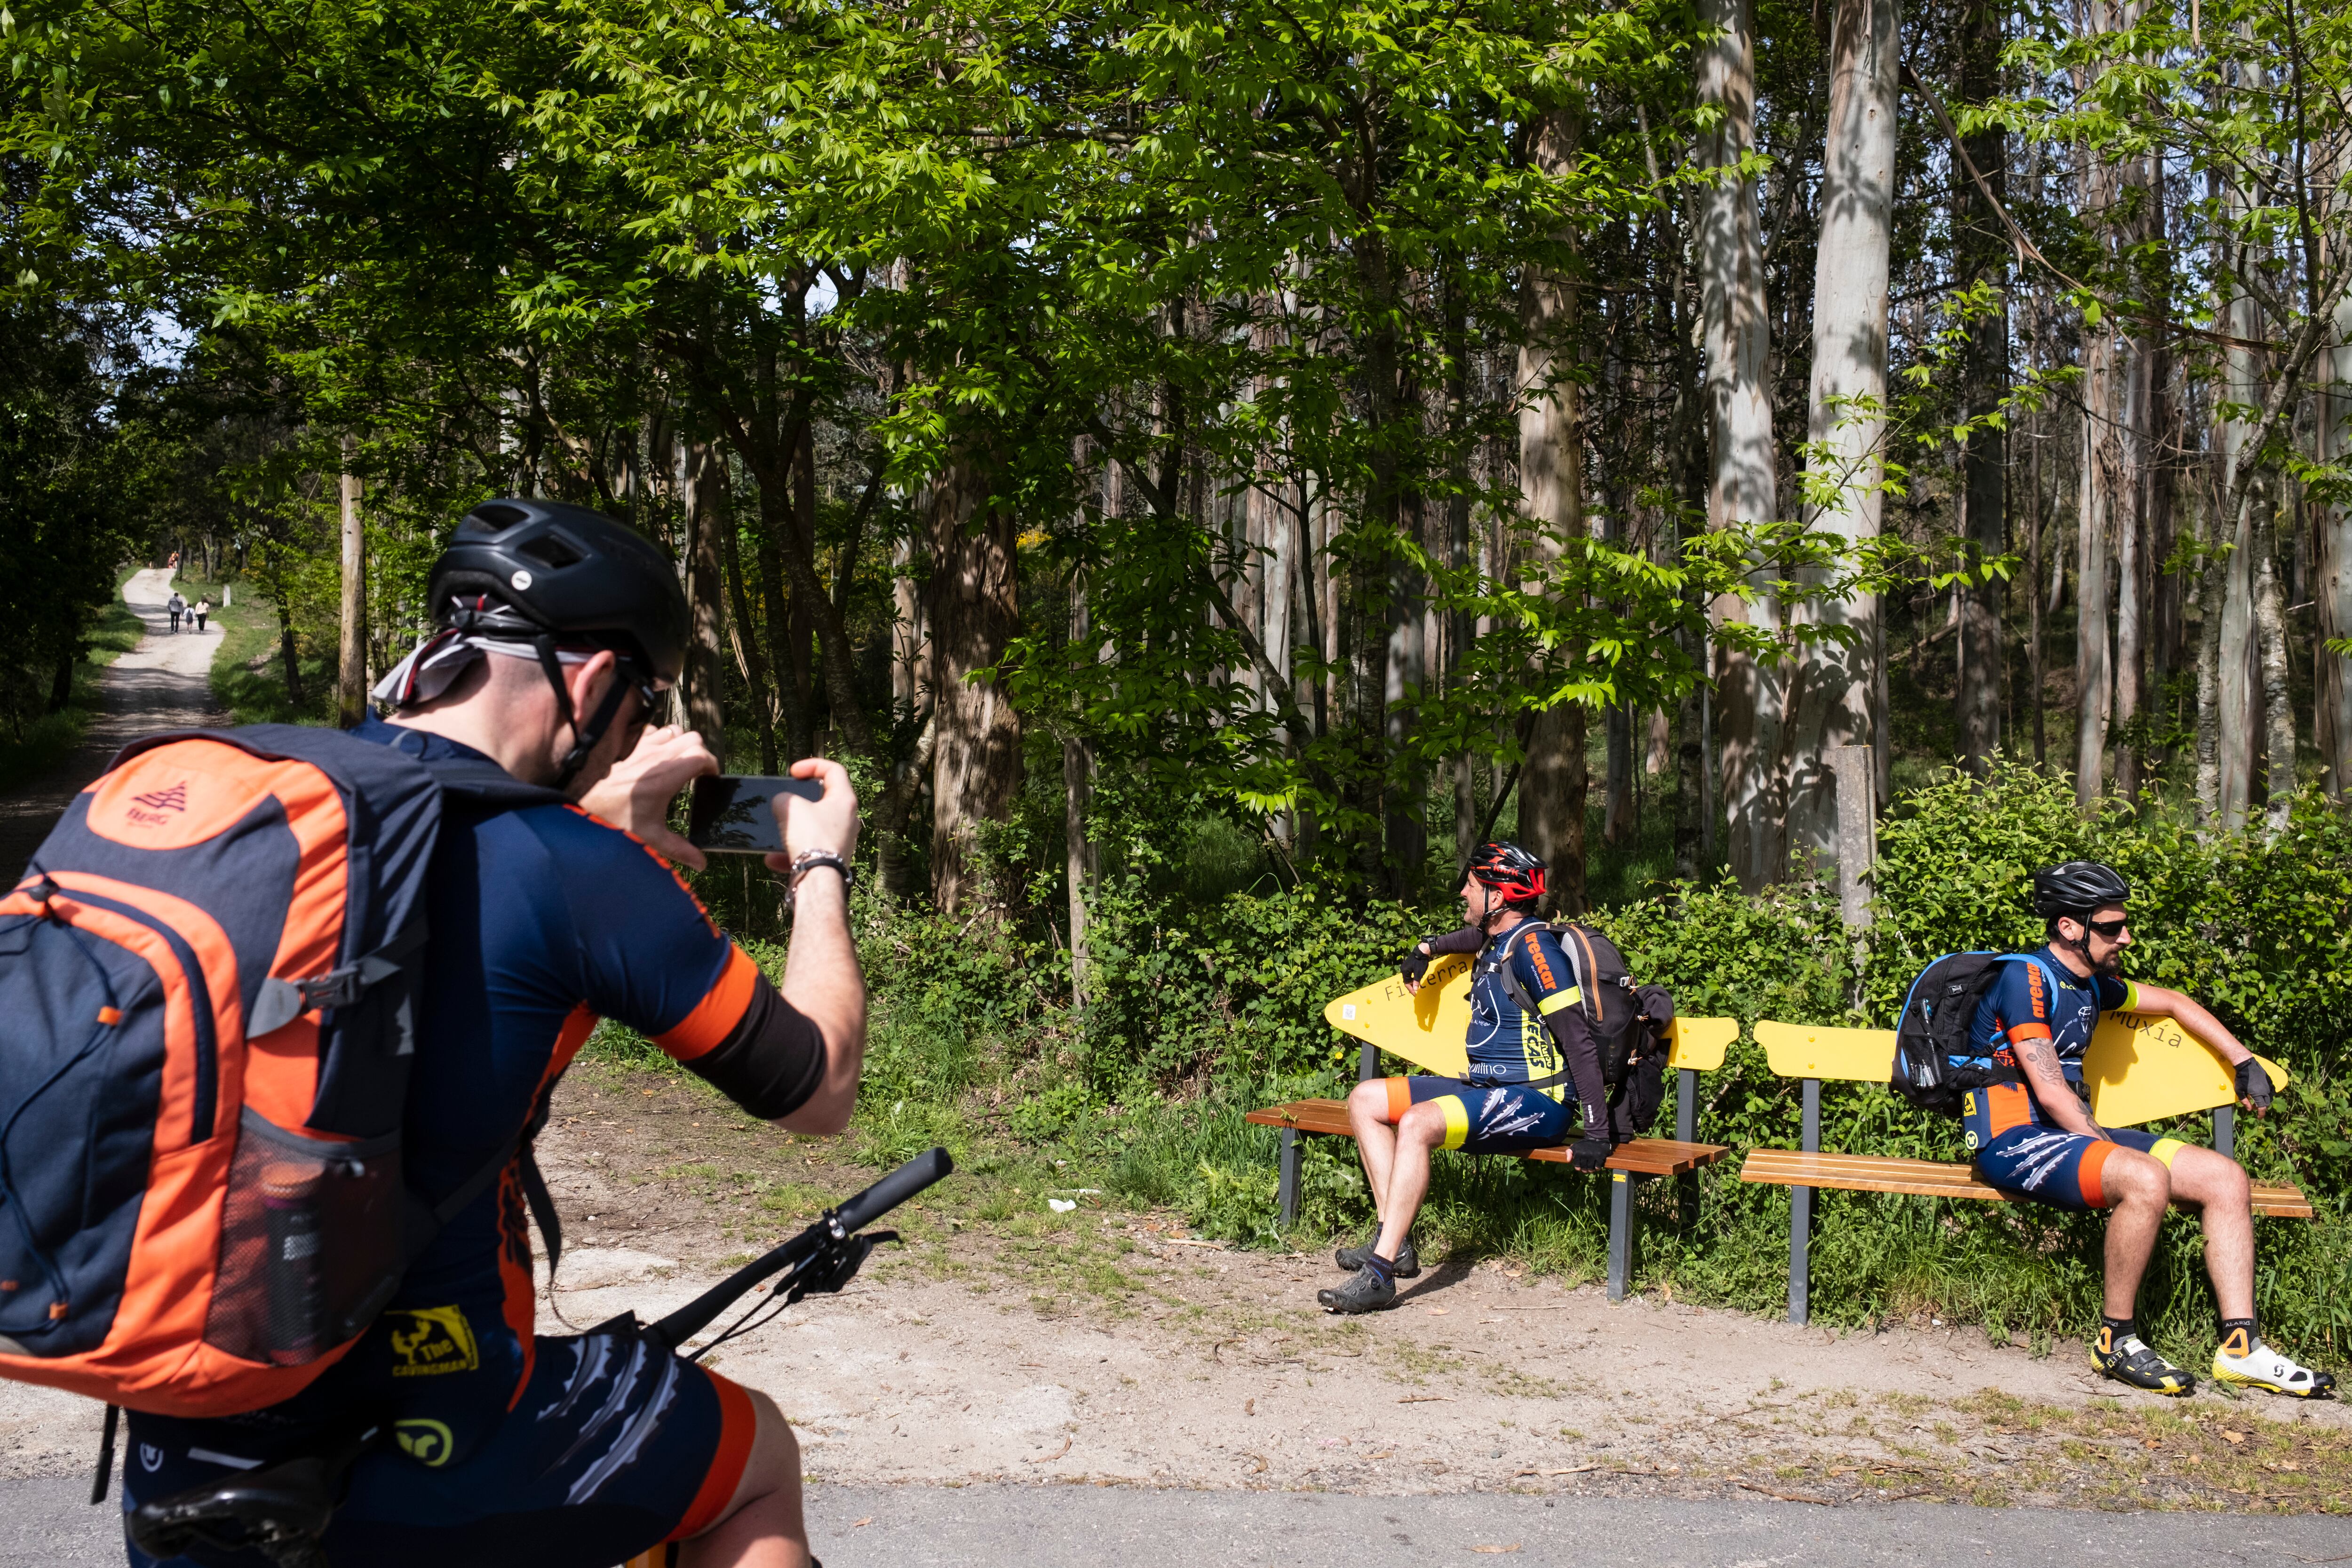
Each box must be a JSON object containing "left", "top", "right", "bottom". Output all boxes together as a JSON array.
[{"left": 645, "top": 1146, "right": 953, "bottom": 1350}]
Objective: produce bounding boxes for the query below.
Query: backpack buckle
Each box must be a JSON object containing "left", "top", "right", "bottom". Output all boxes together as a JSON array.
[{"left": 296, "top": 967, "right": 365, "bottom": 1013}]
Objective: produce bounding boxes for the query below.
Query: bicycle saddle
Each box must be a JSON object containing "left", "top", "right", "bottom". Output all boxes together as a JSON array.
[{"left": 127, "top": 1451, "right": 339, "bottom": 1568}]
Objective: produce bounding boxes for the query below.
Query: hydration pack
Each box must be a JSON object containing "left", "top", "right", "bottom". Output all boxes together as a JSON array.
[
  {"left": 0, "top": 725, "right": 559, "bottom": 1417},
  {"left": 1495, "top": 923, "right": 1676, "bottom": 1134},
  {"left": 1890, "top": 950, "right": 2059, "bottom": 1116}
]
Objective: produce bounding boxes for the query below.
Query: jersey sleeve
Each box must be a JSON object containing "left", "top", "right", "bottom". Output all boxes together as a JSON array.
[
  {"left": 1985, "top": 958, "right": 2054, "bottom": 1048},
  {"left": 546, "top": 807, "right": 758, "bottom": 1058},
  {"left": 1510, "top": 927, "right": 1583, "bottom": 1019},
  {"left": 2094, "top": 974, "right": 2142, "bottom": 1013},
  {"left": 1513, "top": 928, "right": 1610, "bottom": 1139}
]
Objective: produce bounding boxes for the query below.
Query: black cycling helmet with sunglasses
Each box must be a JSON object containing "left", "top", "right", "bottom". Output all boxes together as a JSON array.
[{"left": 416, "top": 498, "right": 689, "bottom": 787}]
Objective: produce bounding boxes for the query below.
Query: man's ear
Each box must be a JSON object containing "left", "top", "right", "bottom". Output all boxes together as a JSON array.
[{"left": 559, "top": 649, "right": 619, "bottom": 726}]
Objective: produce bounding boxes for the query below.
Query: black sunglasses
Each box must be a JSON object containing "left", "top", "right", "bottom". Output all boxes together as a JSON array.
[{"left": 2084, "top": 916, "right": 2129, "bottom": 939}]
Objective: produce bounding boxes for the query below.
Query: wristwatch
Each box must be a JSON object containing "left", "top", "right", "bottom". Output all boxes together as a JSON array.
[{"left": 785, "top": 850, "right": 853, "bottom": 909}]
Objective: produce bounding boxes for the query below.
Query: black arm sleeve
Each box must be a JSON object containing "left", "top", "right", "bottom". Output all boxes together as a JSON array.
[
  {"left": 1424, "top": 925, "right": 1486, "bottom": 958},
  {"left": 1541, "top": 1004, "right": 1612, "bottom": 1141},
  {"left": 683, "top": 971, "right": 828, "bottom": 1121}
]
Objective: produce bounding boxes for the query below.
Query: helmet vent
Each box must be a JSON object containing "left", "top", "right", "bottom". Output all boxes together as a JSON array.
[
  {"left": 466, "top": 502, "right": 530, "bottom": 531},
  {"left": 518, "top": 533, "right": 585, "bottom": 570}
]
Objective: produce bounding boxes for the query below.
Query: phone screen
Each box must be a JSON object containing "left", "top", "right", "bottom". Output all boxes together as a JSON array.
[{"left": 687, "top": 774, "right": 824, "bottom": 854}]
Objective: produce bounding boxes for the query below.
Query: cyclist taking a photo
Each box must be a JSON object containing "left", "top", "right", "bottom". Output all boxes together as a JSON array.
[{"left": 122, "top": 499, "right": 866, "bottom": 1568}]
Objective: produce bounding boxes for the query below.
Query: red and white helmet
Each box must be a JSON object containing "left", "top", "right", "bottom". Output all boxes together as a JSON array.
[{"left": 1466, "top": 840, "right": 1546, "bottom": 904}]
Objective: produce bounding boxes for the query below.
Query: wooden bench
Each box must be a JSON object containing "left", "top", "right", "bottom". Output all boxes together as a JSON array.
[
  {"left": 1249, "top": 1018, "right": 1739, "bottom": 1304},
  {"left": 1739, "top": 1019, "right": 2313, "bottom": 1325}
]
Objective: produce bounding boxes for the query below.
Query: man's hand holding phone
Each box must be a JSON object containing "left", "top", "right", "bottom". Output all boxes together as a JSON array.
[
  {"left": 579, "top": 724, "right": 720, "bottom": 869},
  {"left": 768, "top": 758, "right": 858, "bottom": 875}
]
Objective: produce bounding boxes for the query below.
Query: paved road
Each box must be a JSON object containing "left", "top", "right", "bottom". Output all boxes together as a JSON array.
[
  {"left": 9, "top": 1474, "right": 2349, "bottom": 1567},
  {"left": 0, "top": 567, "right": 224, "bottom": 886}
]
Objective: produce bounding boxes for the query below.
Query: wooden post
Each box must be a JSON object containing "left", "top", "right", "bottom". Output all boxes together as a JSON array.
[
  {"left": 1827, "top": 744, "right": 1875, "bottom": 928},
  {"left": 336, "top": 440, "right": 366, "bottom": 728}
]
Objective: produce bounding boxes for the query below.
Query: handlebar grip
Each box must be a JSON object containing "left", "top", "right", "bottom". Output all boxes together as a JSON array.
[{"left": 833, "top": 1147, "right": 954, "bottom": 1235}]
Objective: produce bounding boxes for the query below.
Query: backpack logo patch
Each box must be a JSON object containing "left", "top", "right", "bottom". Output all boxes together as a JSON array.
[
  {"left": 125, "top": 782, "right": 189, "bottom": 824},
  {"left": 386, "top": 1305, "right": 479, "bottom": 1378}
]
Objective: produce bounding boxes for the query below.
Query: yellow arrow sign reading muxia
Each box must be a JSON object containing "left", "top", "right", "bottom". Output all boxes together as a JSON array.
[
  {"left": 2082, "top": 1012, "right": 2287, "bottom": 1128},
  {"left": 1323, "top": 958, "right": 1737, "bottom": 1080}
]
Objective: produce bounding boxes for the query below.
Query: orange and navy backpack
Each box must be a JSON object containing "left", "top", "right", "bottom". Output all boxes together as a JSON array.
[{"left": 0, "top": 724, "right": 556, "bottom": 1417}]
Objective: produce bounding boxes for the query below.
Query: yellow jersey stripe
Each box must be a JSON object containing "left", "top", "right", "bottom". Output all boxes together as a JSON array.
[{"left": 1537, "top": 987, "right": 1582, "bottom": 1017}]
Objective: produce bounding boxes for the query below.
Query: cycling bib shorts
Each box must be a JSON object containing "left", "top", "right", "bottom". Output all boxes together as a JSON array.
[
  {"left": 123, "top": 1318, "right": 754, "bottom": 1568},
  {"left": 1969, "top": 1116, "right": 2187, "bottom": 1212},
  {"left": 1376, "top": 1075, "right": 1575, "bottom": 1154}
]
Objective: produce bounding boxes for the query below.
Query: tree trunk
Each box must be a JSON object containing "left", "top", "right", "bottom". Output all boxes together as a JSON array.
[
  {"left": 2113, "top": 341, "right": 2146, "bottom": 796},
  {"left": 754, "top": 478, "right": 807, "bottom": 764},
  {"left": 2216, "top": 191, "right": 2263, "bottom": 830},
  {"left": 1792, "top": 0, "right": 1896, "bottom": 873},
  {"left": 1955, "top": 0, "right": 2005, "bottom": 776},
  {"left": 1604, "top": 704, "right": 1635, "bottom": 845},
  {"left": 279, "top": 603, "right": 304, "bottom": 710},
  {"left": 927, "top": 454, "right": 1022, "bottom": 915},
  {"left": 789, "top": 423, "right": 819, "bottom": 754},
  {"left": 2317, "top": 243, "right": 2352, "bottom": 798},
  {"left": 680, "top": 438, "right": 729, "bottom": 766},
  {"left": 1518, "top": 110, "right": 1590, "bottom": 910},
  {"left": 1065, "top": 570, "right": 1096, "bottom": 1003},
  {"left": 721, "top": 469, "right": 780, "bottom": 773},
  {"left": 336, "top": 447, "right": 366, "bottom": 729},
  {"left": 1696, "top": 0, "right": 1783, "bottom": 890},
  {"left": 2028, "top": 398, "right": 2047, "bottom": 764},
  {"left": 2075, "top": 360, "right": 2117, "bottom": 804},
  {"left": 2255, "top": 487, "right": 2297, "bottom": 831}
]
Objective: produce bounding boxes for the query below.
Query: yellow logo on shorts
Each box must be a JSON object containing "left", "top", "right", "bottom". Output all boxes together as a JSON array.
[
  {"left": 394, "top": 1419, "right": 455, "bottom": 1467},
  {"left": 386, "top": 1305, "right": 479, "bottom": 1378}
]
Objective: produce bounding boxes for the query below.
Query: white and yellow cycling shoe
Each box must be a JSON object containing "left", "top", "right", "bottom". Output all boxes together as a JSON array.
[{"left": 2212, "top": 1333, "right": 2338, "bottom": 1398}]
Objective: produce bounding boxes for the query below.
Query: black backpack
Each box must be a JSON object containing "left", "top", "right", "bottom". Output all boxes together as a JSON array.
[
  {"left": 1891, "top": 950, "right": 2055, "bottom": 1115},
  {"left": 1496, "top": 923, "right": 1676, "bottom": 1135}
]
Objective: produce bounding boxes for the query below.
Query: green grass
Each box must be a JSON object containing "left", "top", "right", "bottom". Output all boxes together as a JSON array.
[
  {"left": 202, "top": 578, "right": 336, "bottom": 728},
  {"left": 0, "top": 565, "right": 149, "bottom": 794}
]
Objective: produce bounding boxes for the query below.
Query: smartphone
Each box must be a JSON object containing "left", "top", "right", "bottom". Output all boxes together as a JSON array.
[{"left": 687, "top": 774, "right": 825, "bottom": 854}]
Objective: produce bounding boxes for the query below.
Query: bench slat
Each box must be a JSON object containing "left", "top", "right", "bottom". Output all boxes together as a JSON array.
[
  {"left": 1739, "top": 1147, "right": 2314, "bottom": 1218},
  {"left": 1245, "top": 1099, "right": 1730, "bottom": 1176}
]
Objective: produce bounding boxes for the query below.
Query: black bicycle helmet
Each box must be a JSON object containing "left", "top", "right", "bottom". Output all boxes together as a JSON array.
[
  {"left": 429, "top": 498, "right": 689, "bottom": 681},
  {"left": 424, "top": 498, "right": 689, "bottom": 787},
  {"left": 2032, "top": 860, "right": 2131, "bottom": 921},
  {"left": 1466, "top": 841, "right": 1547, "bottom": 905}
]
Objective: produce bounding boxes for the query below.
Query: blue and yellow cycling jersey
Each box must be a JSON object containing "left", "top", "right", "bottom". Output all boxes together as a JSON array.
[{"left": 1463, "top": 921, "right": 1580, "bottom": 1100}]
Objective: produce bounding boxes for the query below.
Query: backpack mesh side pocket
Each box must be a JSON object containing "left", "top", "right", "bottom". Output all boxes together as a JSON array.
[{"left": 205, "top": 1110, "right": 403, "bottom": 1366}]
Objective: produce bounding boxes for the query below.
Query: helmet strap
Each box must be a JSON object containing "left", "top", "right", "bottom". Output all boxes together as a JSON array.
[{"left": 533, "top": 632, "right": 633, "bottom": 791}]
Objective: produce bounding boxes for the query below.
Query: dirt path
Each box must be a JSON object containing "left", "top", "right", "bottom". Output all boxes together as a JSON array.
[{"left": 0, "top": 568, "right": 225, "bottom": 885}]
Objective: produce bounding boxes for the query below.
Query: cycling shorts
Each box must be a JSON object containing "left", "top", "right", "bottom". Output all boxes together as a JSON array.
[
  {"left": 1972, "top": 1123, "right": 2188, "bottom": 1212},
  {"left": 122, "top": 1321, "right": 755, "bottom": 1568},
  {"left": 1377, "top": 1075, "right": 1574, "bottom": 1154}
]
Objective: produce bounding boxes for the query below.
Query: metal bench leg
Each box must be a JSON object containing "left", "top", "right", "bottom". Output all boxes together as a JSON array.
[
  {"left": 1789, "top": 1077, "right": 1820, "bottom": 1326},
  {"left": 1278, "top": 1127, "right": 1302, "bottom": 1231},
  {"left": 1359, "top": 1040, "right": 1380, "bottom": 1085},
  {"left": 1675, "top": 1067, "right": 1700, "bottom": 1229},
  {"left": 1608, "top": 1170, "right": 1633, "bottom": 1304},
  {"left": 2213, "top": 1104, "right": 2235, "bottom": 1162}
]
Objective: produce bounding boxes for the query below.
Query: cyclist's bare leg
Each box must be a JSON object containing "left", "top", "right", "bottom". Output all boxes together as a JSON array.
[
  {"left": 1345, "top": 1078, "right": 1400, "bottom": 1221},
  {"left": 680, "top": 1389, "right": 810, "bottom": 1568},
  {"left": 2160, "top": 1142, "right": 2256, "bottom": 1321}
]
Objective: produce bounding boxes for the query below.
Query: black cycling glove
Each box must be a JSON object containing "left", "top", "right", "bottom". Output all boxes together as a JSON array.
[
  {"left": 1569, "top": 1138, "right": 1614, "bottom": 1173},
  {"left": 2236, "top": 1057, "right": 2274, "bottom": 1113},
  {"left": 1400, "top": 944, "right": 1432, "bottom": 986}
]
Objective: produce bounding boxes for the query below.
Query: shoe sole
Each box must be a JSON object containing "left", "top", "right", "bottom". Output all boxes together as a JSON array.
[
  {"left": 1317, "top": 1297, "right": 1395, "bottom": 1314},
  {"left": 2212, "top": 1366, "right": 2336, "bottom": 1398},
  {"left": 2092, "top": 1361, "right": 2194, "bottom": 1396}
]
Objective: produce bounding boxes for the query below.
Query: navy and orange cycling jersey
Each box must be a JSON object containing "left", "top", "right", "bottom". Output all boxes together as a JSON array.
[
  {"left": 289, "top": 718, "right": 799, "bottom": 1460},
  {"left": 1960, "top": 945, "right": 2140, "bottom": 1143}
]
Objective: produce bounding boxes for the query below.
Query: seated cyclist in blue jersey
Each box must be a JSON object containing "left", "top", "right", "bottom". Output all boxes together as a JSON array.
[
  {"left": 123, "top": 501, "right": 866, "bottom": 1568},
  {"left": 1965, "top": 861, "right": 2333, "bottom": 1400},
  {"left": 1317, "top": 842, "right": 1615, "bottom": 1315}
]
